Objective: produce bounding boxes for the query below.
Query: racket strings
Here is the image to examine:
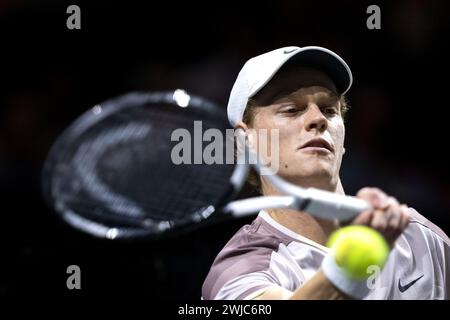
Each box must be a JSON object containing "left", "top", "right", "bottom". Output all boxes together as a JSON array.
[{"left": 51, "top": 99, "right": 235, "bottom": 234}]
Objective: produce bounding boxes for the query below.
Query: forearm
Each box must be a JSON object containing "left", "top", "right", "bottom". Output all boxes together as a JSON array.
[
  {"left": 288, "top": 269, "right": 350, "bottom": 300},
  {"left": 253, "top": 269, "right": 351, "bottom": 300}
]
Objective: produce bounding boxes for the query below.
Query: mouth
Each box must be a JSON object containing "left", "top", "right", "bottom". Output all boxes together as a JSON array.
[{"left": 299, "top": 138, "right": 334, "bottom": 153}]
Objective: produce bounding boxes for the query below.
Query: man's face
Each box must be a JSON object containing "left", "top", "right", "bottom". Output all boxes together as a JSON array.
[{"left": 247, "top": 66, "right": 345, "bottom": 190}]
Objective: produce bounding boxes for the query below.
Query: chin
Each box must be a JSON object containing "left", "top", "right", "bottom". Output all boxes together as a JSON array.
[
  {"left": 281, "top": 166, "right": 334, "bottom": 187},
  {"left": 279, "top": 156, "right": 336, "bottom": 182},
  {"left": 299, "top": 159, "right": 334, "bottom": 176},
  {"left": 303, "top": 168, "right": 333, "bottom": 180}
]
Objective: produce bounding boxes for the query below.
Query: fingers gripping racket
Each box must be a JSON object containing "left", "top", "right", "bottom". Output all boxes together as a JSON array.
[{"left": 42, "top": 90, "right": 370, "bottom": 240}]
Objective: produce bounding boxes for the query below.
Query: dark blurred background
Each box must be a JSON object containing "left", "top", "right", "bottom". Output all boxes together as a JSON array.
[{"left": 1, "top": 0, "right": 449, "bottom": 298}]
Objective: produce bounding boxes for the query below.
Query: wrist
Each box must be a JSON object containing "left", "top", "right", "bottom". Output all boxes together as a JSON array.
[{"left": 321, "top": 253, "right": 371, "bottom": 299}]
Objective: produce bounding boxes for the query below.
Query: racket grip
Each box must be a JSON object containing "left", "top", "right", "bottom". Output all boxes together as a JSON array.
[{"left": 303, "top": 188, "right": 371, "bottom": 221}]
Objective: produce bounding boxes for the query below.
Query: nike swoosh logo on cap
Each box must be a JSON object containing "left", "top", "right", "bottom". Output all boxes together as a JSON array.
[{"left": 398, "top": 274, "right": 424, "bottom": 293}]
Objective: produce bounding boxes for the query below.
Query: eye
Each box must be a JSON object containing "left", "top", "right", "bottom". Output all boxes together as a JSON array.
[
  {"left": 283, "top": 107, "right": 298, "bottom": 114},
  {"left": 278, "top": 104, "right": 303, "bottom": 115},
  {"left": 323, "top": 106, "right": 338, "bottom": 116}
]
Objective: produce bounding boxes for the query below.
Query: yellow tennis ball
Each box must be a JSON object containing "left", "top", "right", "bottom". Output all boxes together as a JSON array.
[{"left": 326, "top": 225, "right": 389, "bottom": 280}]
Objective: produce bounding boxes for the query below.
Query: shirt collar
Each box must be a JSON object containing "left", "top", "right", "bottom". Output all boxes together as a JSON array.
[{"left": 258, "top": 210, "right": 330, "bottom": 252}]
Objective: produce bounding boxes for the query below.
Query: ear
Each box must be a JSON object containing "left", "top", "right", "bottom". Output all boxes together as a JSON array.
[
  {"left": 234, "top": 121, "right": 249, "bottom": 131},
  {"left": 234, "top": 121, "right": 258, "bottom": 150}
]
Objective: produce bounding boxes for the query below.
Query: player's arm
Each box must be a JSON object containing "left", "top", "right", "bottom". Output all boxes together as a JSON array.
[
  {"left": 253, "top": 187, "right": 410, "bottom": 300},
  {"left": 252, "top": 269, "right": 349, "bottom": 300}
]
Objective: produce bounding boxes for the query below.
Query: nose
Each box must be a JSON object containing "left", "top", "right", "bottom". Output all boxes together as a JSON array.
[{"left": 304, "top": 103, "right": 327, "bottom": 132}]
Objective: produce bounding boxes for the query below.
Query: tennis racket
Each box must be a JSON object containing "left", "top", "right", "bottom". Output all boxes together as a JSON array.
[{"left": 42, "top": 90, "right": 370, "bottom": 240}]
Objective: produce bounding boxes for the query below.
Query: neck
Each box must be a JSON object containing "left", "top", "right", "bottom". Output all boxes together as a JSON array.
[{"left": 261, "top": 177, "right": 343, "bottom": 246}]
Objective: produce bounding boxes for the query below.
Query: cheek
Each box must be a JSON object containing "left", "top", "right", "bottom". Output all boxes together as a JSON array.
[
  {"left": 249, "top": 112, "right": 279, "bottom": 155},
  {"left": 331, "top": 120, "right": 345, "bottom": 155},
  {"left": 251, "top": 112, "right": 297, "bottom": 162},
  {"left": 252, "top": 109, "right": 277, "bottom": 129},
  {"left": 252, "top": 110, "right": 284, "bottom": 141}
]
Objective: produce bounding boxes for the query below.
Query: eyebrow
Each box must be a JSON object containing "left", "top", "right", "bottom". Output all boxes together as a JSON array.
[
  {"left": 315, "top": 93, "right": 341, "bottom": 103},
  {"left": 254, "top": 83, "right": 341, "bottom": 106},
  {"left": 274, "top": 91, "right": 340, "bottom": 104},
  {"left": 269, "top": 90, "right": 292, "bottom": 103}
]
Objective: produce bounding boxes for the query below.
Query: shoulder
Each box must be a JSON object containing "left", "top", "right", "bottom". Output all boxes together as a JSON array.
[
  {"left": 406, "top": 207, "right": 450, "bottom": 246},
  {"left": 202, "top": 216, "right": 293, "bottom": 300},
  {"left": 210, "top": 215, "right": 295, "bottom": 267}
]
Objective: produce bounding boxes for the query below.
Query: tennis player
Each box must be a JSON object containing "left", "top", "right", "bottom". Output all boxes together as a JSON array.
[{"left": 202, "top": 46, "right": 450, "bottom": 299}]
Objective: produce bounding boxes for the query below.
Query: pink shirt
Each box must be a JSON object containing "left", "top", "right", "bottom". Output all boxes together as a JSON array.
[{"left": 202, "top": 208, "right": 450, "bottom": 300}]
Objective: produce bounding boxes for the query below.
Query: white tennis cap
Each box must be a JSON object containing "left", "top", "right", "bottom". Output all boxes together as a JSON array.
[{"left": 227, "top": 46, "right": 353, "bottom": 126}]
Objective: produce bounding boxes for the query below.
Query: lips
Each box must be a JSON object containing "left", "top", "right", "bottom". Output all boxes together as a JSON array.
[{"left": 299, "top": 138, "right": 334, "bottom": 152}]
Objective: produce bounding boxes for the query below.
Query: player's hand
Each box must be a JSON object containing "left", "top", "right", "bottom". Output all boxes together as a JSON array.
[{"left": 351, "top": 187, "right": 410, "bottom": 247}]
